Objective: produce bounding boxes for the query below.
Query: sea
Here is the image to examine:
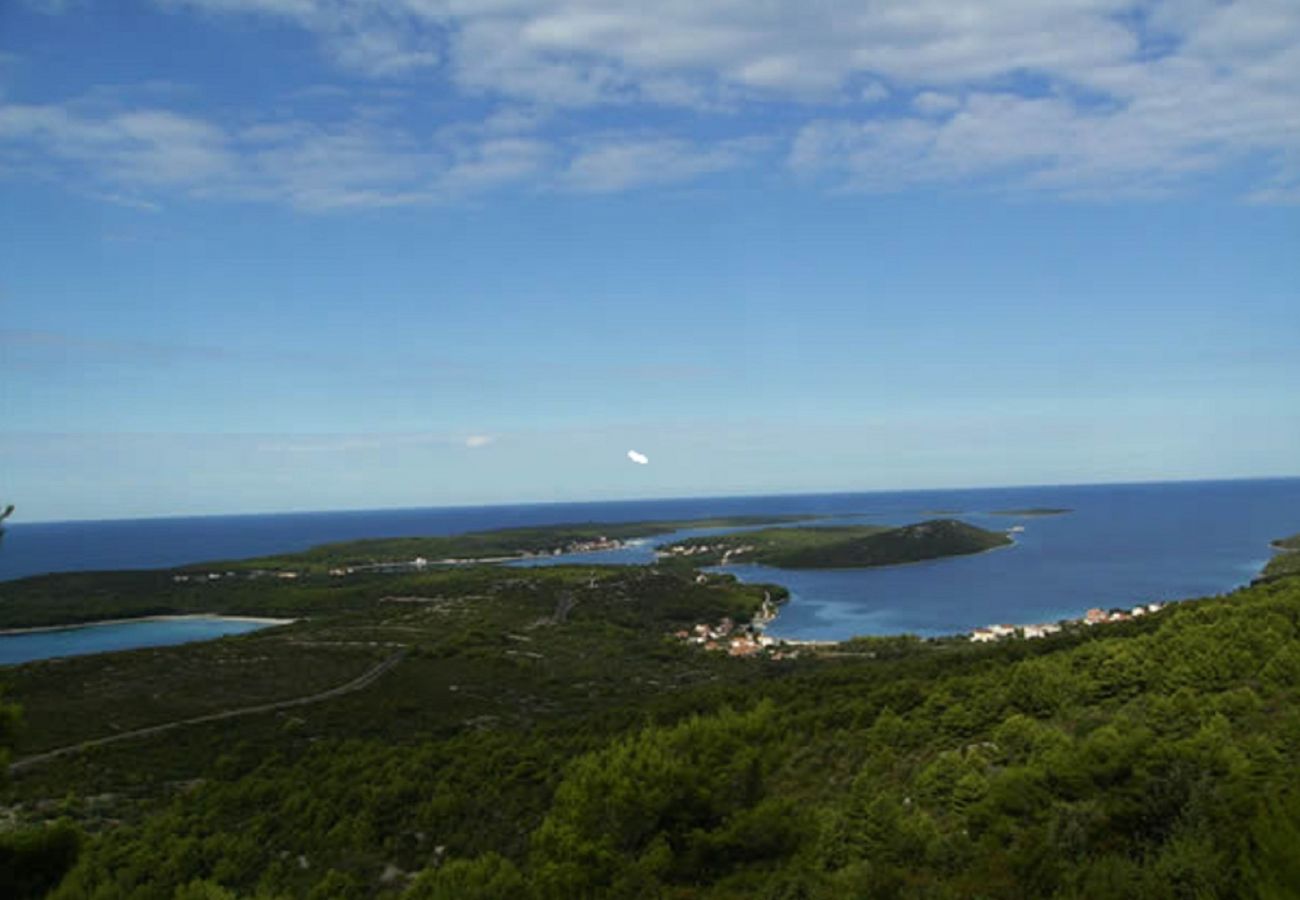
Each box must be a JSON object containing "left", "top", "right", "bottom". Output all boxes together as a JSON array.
[{"left": 1, "top": 478, "right": 1297, "bottom": 645}]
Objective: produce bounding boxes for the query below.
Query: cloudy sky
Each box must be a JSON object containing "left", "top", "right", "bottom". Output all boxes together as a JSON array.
[{"left": 2, "top": 0, "right": 1297, "bottom": 520}]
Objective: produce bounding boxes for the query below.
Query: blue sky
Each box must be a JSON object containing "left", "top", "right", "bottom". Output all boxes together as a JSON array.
[{"left": 1, "top": 0, "right": 1298, "bottom": 521}]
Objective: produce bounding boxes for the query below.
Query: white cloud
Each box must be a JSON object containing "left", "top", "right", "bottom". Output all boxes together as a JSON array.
[
  {"left": 465, "top": 435, "right": 494, "bottom": 448},
  {"left": 439, "top": 137, "right": 552, "bottom": 193},
  {"left": 792, "top": 61, "right": 1300, "bottom": 198},
  {"left": 0, "top": 91, "right": 771, "bottom": 208},
  {"left": 10, "top": 0, "right": 1300, "bottom": 202},
  {"left": 161, "top": 0, "right": 440, "bottom": 77},
  {"left": 559, "top": 136, "right": 760, "bottom": 192},
  {"left": 859, "top": 82, "right": 889, "bottom": 104},
  {"left": 0, "top": 104, "right": 234, "bottom": 186},
  {"left": 912, "top": 91, "right": 960, "bottom": 116},
  {"left": 627, "top": 449, "right": 649, "bottom": 465},
  {"left": 150, "top": 0, "right": 1146, "bottom": 102},
  {"left": 88, "top": 191, "right": 163, "bottom": 211}
]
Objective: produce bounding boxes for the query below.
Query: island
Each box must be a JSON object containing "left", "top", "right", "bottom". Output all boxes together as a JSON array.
[{"left": 657, "top": 518, "right": 1013, "bottom": 568}]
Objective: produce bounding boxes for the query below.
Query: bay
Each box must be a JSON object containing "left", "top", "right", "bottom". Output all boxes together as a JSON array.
[{"left": 1, "top": 478, "right": 1296, "bottom": 643}]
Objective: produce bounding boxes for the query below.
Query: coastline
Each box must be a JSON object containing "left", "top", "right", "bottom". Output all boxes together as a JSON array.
[
  {"left": 0, "top": 614, "right": 297, "bottom": 637},
  {"left": 722, "top": 538, "right": 1019, "bottom": 643},
  {"left": 758, "top": 537, "right": 1286, "bottom": 646},
  {"left": 705, "top": 535, "right": 1018, "bottom": 575}
]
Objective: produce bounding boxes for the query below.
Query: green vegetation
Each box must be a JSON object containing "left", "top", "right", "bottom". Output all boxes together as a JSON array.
[
  {"left": 2, "top": 524, "right": 1299, "bottom": 897},
  {"left": 0, "top": 569, "right": 386, "bottom": 629},
  {"left": 1, "top": 659, "right": 82, "bottom": 900},
  {"left": 1261, "top": 532, "right": 1300, "bottom": 581},
  {"left": 661, "top": 518, "right": 1013, "bottom": 568},
  {"left": 0, "top": 517, "right": 809, "bottom": 629},
  {"left": 196, "top": 516, "right": 816, "bottom": 573}
]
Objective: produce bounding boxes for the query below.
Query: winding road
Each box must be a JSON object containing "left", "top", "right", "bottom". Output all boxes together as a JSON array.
[{"left": 8, "top": 647, "right": 409, "bottom": 775}]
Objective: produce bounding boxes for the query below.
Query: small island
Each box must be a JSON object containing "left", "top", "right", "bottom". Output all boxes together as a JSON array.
[{"left": 658, "top": 518, "right": 1014, "bottom": 569}]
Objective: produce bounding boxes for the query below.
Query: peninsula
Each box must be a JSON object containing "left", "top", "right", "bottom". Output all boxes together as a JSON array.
[
  {"left": 658, "top": 518, "right": 1013, "bottom": 568},
  {"left": 0, "top": 516, "right": 811, "bottom": 628},
  {"left": 190, "top": 515, "right": 817, "bottom": 575},
  {"left": 1261, "top": 532, "right": 1300, "bottom": 581}
]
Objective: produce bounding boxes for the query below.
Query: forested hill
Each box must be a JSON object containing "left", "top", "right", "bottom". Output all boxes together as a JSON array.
[
  {"left": 0, "top": 539, "right": 1290, "bottom": 897},
  {"left": 191, "top": 515, "right": 815, "bottom": 573},
  {"left": 1262, "top": 532, "right": 1300, "bottom": 581},
  {"left": 661, "top": 518, "right": 1013, "bottom": 568}
]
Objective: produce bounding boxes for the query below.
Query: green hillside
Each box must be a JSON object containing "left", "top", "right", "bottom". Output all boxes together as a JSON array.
[
  {"left": 661, "top": 518, "right": 1013, "bottom": 568},
  {"left": 1, "top": 531, "right": 1298, "bottom": 898},
  {"left": 195, "top": 515, "right": 815, "bottom": 573},
  {"left": 1261, "top": 532, "right": 1300, "bottom": 581}
]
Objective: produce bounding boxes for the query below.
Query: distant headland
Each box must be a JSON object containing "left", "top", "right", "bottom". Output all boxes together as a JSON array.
[{"left": 658, "top": 518, "right": 1014, "bottom": 569}]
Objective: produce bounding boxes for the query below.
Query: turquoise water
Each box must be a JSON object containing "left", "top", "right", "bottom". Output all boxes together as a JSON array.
[{"left": 0, "top": 617, "right": 285, "bottom": 666}]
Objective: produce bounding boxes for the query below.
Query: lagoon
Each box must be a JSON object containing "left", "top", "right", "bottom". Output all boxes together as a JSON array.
[{"left": 0, "top": 616, "right": 290, "bottom": 666}]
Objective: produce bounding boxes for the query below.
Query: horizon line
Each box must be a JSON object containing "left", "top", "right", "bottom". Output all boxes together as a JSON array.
[{"left": 7, "top": 473, "right": 1298, "bottom": 528}]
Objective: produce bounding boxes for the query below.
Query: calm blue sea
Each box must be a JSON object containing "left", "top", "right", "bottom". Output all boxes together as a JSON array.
[{"left": 1, "top": 479, "right": 1297, "bottom": 643}]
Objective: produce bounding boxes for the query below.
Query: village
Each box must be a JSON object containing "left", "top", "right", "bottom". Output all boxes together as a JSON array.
[
  {"left": 174, "top": 544, "right": 1169, "bottom": 658},
  {"left": 968, "top": 601, "right": 1166, "bottom": 643},
  {"left": 172, "top": 569, "right": 302, "bottom": 583},
  {"left": 673, "top": 595, "right": 1171, "bottom": 658},
  {"left": 171, "top": 537, "right": 632, "bottom": 582},
  {"left": 669, "top": 591, "right": 808, "bottom": 659},
  {"left": 659, "top": 541, "right": 756, "bottom": 565}
]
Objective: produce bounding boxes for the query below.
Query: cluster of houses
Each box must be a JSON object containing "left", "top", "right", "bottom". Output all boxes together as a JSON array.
[
  {"left": 325, "top": 538, "right": 628, "bottom": 577},
  {"left": 330, "top": 557, "right": 433, "bottom": 576},
  {"left": 1084, "top": 602, "right": 1164, "bottom": 624},
  {"left": 969, "top": 601, "right": 1166, "bottom": 643},
  {"left": 664, "top": 543, "right": 717, "bottom": 557},
  {"left": 172, "top": 537, "right": 634, "bottom": 586},
  {"left": 541, "top": 536, "right": 625, "bottom": 555},
  {"left": 507, "top": 536, "right": 627, "bottom": 559},
  {"left": 660, "top": 542, "right": 755, "bottom": 564},
  {"left": 172, "top": 570, "right": 301, "bottom": 583},
  {"left": 670, "top": 591, "right": 795, "bottom": 658},
  {"left": 673, "top": 619, "right": 783, "bottom": 657},
  {"left": 969, "top": 622, "right": 1060, "bottom": 642}
]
